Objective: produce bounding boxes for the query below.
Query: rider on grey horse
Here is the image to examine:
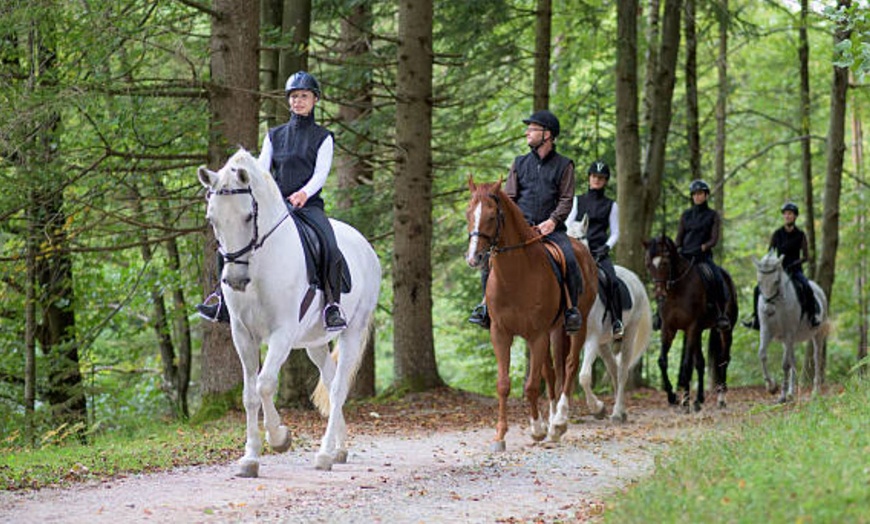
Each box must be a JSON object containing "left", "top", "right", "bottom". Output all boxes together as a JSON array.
[
  {"left": 567, "top": 160, "right": 623, "bottom": 339},
  {"left": 743, "top": 202, "right": 820, "bottom": 329},
  {"left": 198, "top": 71, "right": 347, "bottom": 331}
]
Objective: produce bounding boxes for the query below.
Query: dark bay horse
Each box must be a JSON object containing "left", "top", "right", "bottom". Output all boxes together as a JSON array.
[
  {"left": 465, "top": 177, "right": 597, "bottom": 451},
  {"left": 643, "top": 235, "right": 737, "bottom": 412}
]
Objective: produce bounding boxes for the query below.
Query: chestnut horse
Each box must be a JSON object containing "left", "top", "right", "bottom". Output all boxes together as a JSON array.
[
  {"left": 465, "top": 177, "right": 597, "bottom": 451},
  {"left": 643, "top": 235, "right": 737, "bottom": 412}
]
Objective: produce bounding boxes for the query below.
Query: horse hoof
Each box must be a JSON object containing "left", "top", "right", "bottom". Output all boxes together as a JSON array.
[
  {"left": 552, "top": 423, "right": 568, "bottom": 437},
  {"left": 610, "top": 412, "right": 628, "bottom": 423},
  {"left": 693, "top": 402, "right": 702, "bottom": 413},
  {"left": 490, "top": 440, "right": 506, "bottom": 452},
  {"left": 546, "top": 429, "right": 562, "bottom": 443},
  {"left": 531, "top": 431, "right": 547, "bottom": 442},
  {"left": 236, "top": 459, "right": 259, "bottom": 478},
  {"left": 334, "top": 449, "right": 348, "bottom": 464},
  {"left": 315, "top": 452, "right": 333, "bottom": 471},
  {"left": 268, "top": 425, "right": 292, "bottom": 453},
  {"left": 593, "top": 406, "right": 606, "bottom": 420},
  {"left": 667, "top": 392, "right": 678, "bottom": 405},
  {"left": 718, "top": 400, "right": 727, "bottom": 409}
]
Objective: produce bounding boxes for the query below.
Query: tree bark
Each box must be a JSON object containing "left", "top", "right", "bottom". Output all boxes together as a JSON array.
[
  {"left": 850, "top": 80, "right": 867, "bottom": 374},
  {"left": 199, "top": 0, "right": 260, "bottom": 404},
  {"left": 615, "top": 0, "right": 643, "bottom": 277},
  {"left": 533, "top": 0, "right": 552, "bottom": 111},
  {"left": 798, "top": 0, "right": 817, "bottom": 277},
  {"left": 336, "top": 1, "right": 377, "bottom": 399},
  {"left": 816, "top": 0, "right": 852, "bottom": 385},
  {"left": 685, "top": 0, "right": 701, "bottom": 182},
  {"left": 715, "top": 0, "right": 727, "bottom": 219},
  {"left": 260, "top": 0, "right": 283, "bottom": 128},
  {"left": 393, "top": 0, "right": 443, "bottom": 391}
]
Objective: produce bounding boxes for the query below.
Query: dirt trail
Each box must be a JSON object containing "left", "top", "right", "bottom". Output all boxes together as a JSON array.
[{"left": 0, "top": 387, "right": 769, "bottom": 523}]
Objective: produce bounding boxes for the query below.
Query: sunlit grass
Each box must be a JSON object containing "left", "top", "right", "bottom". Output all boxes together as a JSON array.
[{"left": 603, "top": 375, "right": 870, "bottom": 523}]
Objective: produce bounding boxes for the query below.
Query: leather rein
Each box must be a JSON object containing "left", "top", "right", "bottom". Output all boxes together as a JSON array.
[{"left": 208, "top": 186, "right": 290, "bottom": 265}]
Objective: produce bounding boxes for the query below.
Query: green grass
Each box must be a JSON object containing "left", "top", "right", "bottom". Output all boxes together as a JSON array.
[
  {"left": 0, "top": 418, "right": 244, "bottom": 491},
  {"left": 604, "top": 375, "right": 870, "bottom": 524}
]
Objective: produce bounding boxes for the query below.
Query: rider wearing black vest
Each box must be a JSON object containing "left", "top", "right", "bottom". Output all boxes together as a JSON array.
[
  {"left": 568, "top": 161, "right": 623, "bottom": 339},
  {"left": 197, "top": 71, "right": 347, "bottom": 331},
  {"left": 744, "top": 202, "right": 820, "bottom": 329},
  {"left": 673, "top": 180, "right": 731, "bottom": 331},
  {"left": 469, "top": 110, "right": 584, "bottom": 334}
]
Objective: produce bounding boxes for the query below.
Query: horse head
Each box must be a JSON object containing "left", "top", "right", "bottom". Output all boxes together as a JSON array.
[
  {"left": 465, "top": 175, "right": 504, "bottom": 268},
  {"left": 643, "top": 235, "right": 677, "bottom": 301},
  {"left": 753, "top": 250, "right": 785, "bottom": 301},
  {"left": 567, "top": 213, "right": 589, "bottom": 246},
  {"left": 198, "top": 148, "right": 285, "bottom": 292}
]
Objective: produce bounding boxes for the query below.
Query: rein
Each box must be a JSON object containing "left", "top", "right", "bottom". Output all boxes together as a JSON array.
[
  {"left": 209, "top": 186, "right": 290, "bottom": 265},
  {"left": 650, "top": 246, "right": 695, "bottom": 299},
  {"left": 467, "top": 192, "right": 546, "bottom": 258}
]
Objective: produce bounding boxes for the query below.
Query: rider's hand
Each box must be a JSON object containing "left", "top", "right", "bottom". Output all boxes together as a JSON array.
[
  {"left": 288, "top": 190, "right": 308, "bottom": 208},
  {"left": 594, "top": 245, "right": 610, "bottom": 259},
  {"left": 537, "top": 219, "right": 556, "bottom": 236}
]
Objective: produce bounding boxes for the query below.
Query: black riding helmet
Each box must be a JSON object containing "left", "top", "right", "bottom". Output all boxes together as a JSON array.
[
  {"left": 523, "top": 110, "right": 560, "bottom": 138},
  {"left": 588, "top": 161, "right": 611, "bottom": 179},
  {"left": 285, "top": 71, "right": 321, "bottom": 98},
  {"left": 689, "top": 179, "right": 710, "bottom": 194},
  {"left": 781, "top": 202, "right": 799, "bottom": 215}
]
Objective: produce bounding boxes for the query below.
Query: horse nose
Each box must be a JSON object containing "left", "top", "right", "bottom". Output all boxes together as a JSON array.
[
  {"left": 223, "top": 276, "right": 251, "bottom": 292},
  {"left": 466, "top": 251, "right": 482, "bottom": 268}
]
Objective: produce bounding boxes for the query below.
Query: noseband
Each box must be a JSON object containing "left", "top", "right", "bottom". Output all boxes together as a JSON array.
[
  {"left": 467, "top": 193, "right": 545, "bottom": 256},
  {"left": 648, "top": 242, "right": 694, "bottom": 301},
  {"left": 757, "top": 265, "right": 782, "bottom": 303},
  {"left": 208, "top": 186, "right": 290, "bottom": 265}
]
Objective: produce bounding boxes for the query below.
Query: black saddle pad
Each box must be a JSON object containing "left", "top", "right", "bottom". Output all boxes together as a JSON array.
[
  {"left": 290, "top": 212, "right": 351, "bottom": 293},
  {"left": 596, "top": 267, "right": 633, "bottom": 311}
]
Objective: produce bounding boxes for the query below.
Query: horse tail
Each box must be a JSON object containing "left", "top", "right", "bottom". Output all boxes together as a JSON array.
[
  {"left": 621, "top": 269, "right": 653, "bottom": 370},
  {"left": 310, "top": 315, "right": 374, "bottom": 417}
]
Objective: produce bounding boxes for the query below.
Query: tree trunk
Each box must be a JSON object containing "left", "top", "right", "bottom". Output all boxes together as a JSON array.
[
  {"left": 336, "top": 1, "right": 377, "bottom": 399},
  {"left": 815, "top": 0, "right": 852, "bottom": 385},
  {"left": 533, "top": 0, "right": 552, "bottom": 111},
  {"left": 684, "top": 0, "right": 701, "bottom": 182},
  {"left": 393, "top": 0, "right": 443, "bottom": 391},
  {"left": 642, "top": 0, "right": 661, "bottom": 144},
  {"left": 199, "top": 0, "right": 260, "bottom": 405},
  {"left": 261, "top": 0, "right": 283, "bottom": 128},
  {"left": 715, "top": 0, "right": 727, "bottom": 218},
  {"left": 851, "top": 83, "right": 867, "bottom": 374},
  {"left": 275, "top": 0, "right": 318, "bottom": 410},
  {"left": 798, "top": 0, "right": 817, "bottom": 277},
  {"left": 615, "top": 0, "right": 643, "bottom": 278}
]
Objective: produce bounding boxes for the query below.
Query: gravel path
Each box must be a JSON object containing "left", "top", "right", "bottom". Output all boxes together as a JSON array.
[{"left": 0, "top": 387, "right": 768, "bottom": 523}]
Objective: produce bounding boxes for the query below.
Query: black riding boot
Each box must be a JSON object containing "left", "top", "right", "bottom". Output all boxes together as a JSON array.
[
  {"left": 197, "top": 253, "right": 230, "bottom": 323},
  {"left": 742, "top": 286, "right": 760, "bottom": 330},
  {"left": 469, "top": 265, "right": 491, "bottom": 329},
  {"left": 323, "top": 259, "right": 347, "bottom": 332}
]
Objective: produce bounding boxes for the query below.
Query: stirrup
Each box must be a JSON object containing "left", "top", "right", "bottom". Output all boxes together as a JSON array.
[
  {"left": 469, "top": 303, "right": 490, "bottom": 329},
  {"left": 323, "top": 303, "right": 347, "bottom": 332},
  {"left": 196, "top": 292, "right": 229, "bottom": 323},
  {"left": 612, "top": 319, "right": 624, "bottom": 340}
]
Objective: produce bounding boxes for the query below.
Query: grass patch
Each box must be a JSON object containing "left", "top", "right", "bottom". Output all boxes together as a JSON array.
[
  {"left": 604, "top": 376, "right": 870, "bottom": 523},
  {"left": 0, "top": 418, "right": 244, "bottom": 491}
]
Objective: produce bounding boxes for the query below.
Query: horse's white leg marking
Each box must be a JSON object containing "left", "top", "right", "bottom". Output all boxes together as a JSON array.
[
  {"left": 234, "top": 330, "right": 264, "bottom": 477},
  {"left": 260, "top": 333, "right": 293, "bottom": 452},
  {"left": 316, "top": 326, "right": 364, "bottom": 470},
  {"left": 465, "top": 202, "right": 482, "bottom": 265},
  {"left": 578, "top": 334, "right": 604, "bottom": 419},
  {"left": 612, "top": 351, "right": 629, "bottom": 422}
]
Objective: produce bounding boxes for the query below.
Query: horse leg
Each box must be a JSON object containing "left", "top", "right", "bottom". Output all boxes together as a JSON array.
[
  {"left": 711, "top": 328, "right": 730, "bottom": 408},
  {"left": 524, "top": 335, "right": 549, "bottom": 442},
  {"left": 233, "top": 332, "right": 265, "bottom": 478},
  {"left": 258, "top": 337, "right": 293, "bottom": 456},
  {"left": 552, "top": 326, "right": 585, "bottom": 436},
  {"left": 780, "top": 341, "right": 795, "bottom": 403},
  {"left": 316, "top": 328, "right": 364, "bottom": 470},
  {"left": 676, "top": 331, "right": 698, "bottom": 413},
  {"left": 491, "top": 328, "right": 513, "bottom": 452},
  {"left": 692, "top": 330, "right": 706, "bottom": 412},
  {"left": 757, "top": 328, "right": 777, "bottom": 394},
  {"left": 578, "top": 335, "right": 605, "bottom": 420},
  {"left": 658, "top": 329, "right": 678, "bottom": 405},
  {"left": 811, "top": 334, "right": 823, "bottom": 396},
  {"left": 538, "top": 344, "right": 561, "bottom": 442}
]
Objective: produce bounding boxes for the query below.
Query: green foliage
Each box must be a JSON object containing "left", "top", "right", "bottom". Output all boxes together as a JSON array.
[{"left": 603, "top": 375, "right": 870, "bottom": 523}]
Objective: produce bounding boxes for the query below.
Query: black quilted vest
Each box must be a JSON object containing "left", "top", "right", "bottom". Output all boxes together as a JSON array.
[
  {"left": 680, "top": 201, "right": 717, "bottom": 256},
  {"left": 513, "top": 149, "right": 572, "bottom": 228},
  {"left": 574, "top": 188, "right": 613, "bottom": 250},
  {"left": 267, "top": 113, "right": 332, "bottom": 209}
]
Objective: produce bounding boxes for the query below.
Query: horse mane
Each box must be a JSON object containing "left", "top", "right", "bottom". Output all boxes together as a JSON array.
[
  {"left": 223, "top": 148, "right": 283, "bottom": 203},
  {"left": 473, "top": 181, "right": 539, "bottom": 242}
]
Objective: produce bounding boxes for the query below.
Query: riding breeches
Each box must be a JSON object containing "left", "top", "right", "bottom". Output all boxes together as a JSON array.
[
  {"left": 291, "top": 204, "right": 343, "bottom": 305},
  {"left": 597, "top": 255, "right": 622, "bottom": 322}
]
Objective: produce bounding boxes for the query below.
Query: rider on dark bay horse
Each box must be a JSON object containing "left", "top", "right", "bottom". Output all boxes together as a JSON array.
[
  {"left": 567, "top": 160, "right": 624, "bottom": 339},
  {"left": 469, "top": 110, "right": 584, "bottom": 334},
  {"left": 743, "top": 201, "right": 820, "bottom": 329},
  {"left": 655, "top": 179, "right": 731, "bottom": 331}
]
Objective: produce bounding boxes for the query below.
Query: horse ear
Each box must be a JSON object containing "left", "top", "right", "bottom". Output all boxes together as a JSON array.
[
  {"left": 751, "top": 255, "right": 759, "bottom": 267},
  {"left": 198, "top": 166, "right": 217, "bottom": 189},
  {"left": 237, "top": 168, "right": 251, "bottom": 185},
  {"left": 467, "top": 174, "right": 476, "bottom": 192},
  {"left": 495, "top": 177, "right": 503, "bottom": 193}
]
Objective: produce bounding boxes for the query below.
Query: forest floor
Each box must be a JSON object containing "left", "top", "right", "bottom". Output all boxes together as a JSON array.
[{"left": 0, "top": 385, "right": 778, "bottom": 523}]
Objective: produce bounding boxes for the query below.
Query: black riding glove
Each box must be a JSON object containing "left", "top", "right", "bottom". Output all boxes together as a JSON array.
[{"left": 593, "top": 245, "right": 610, "bottom": 261}]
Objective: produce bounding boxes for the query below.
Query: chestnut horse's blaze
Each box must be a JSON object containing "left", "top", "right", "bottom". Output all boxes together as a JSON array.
[{"left": 465, "top": 176, "right": 597, "bottom": 451}]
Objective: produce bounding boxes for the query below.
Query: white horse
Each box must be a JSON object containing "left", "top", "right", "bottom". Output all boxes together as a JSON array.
[
  {"left": 197, "top": 149, "right": 381, "bottom": 476},
  {"left": 568, "top": 215, "right": 653, "bottom": 422},
  {"left": 753, "top": 251, "right": 829, "bottom": 402}
]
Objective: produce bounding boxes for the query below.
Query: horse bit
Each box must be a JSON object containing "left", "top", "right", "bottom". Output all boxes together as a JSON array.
[{"left": 207, "top": 186, "right": 290, "bottom": 266}]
